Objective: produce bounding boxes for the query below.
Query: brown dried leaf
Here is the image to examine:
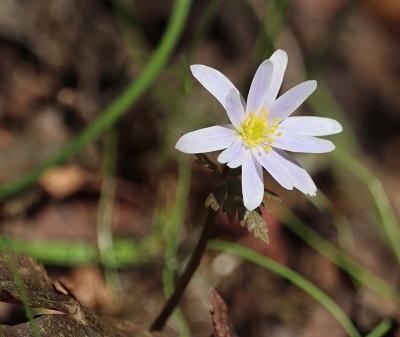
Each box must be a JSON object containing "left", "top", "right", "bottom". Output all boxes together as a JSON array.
[
  {"left": 0, "top": 314, "right": 126, "bottom": 337},
  {"left": 0, "top": 303, "right": 164, "bottom": 337},
  {"left": 0, "top": 249, "right": 166, "bottom": 337},
  {"left": 205, "top": 192, "right": 220, "bottom": 211},
  {"left": 240, "top": 210, "right": 269, "bottom": 244},
  {"left": 39, "top": 165, "right": 89, "bottom": 199},
  {"left": 210, "top": 289, "right": 237, "bottom": 337},
  {"left": 262, "top": 201, "right": 273, "bottom": 215},
  {"left": 0, "top": 248, "right": 76, "bottom": 313}
]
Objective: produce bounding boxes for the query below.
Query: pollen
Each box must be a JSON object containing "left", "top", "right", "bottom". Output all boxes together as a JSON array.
[{"left": 239, "top": 112, "right": 281, "bottom": 148}]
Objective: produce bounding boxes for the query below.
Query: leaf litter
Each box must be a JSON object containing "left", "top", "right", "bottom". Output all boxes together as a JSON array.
[{"left": 0, "top": 249, "right": 167, "bottom": 337}]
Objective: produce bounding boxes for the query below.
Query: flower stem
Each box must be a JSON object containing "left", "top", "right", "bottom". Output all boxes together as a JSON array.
[{"left": 150, "top": 206, "right": 218, "bottom": 331}]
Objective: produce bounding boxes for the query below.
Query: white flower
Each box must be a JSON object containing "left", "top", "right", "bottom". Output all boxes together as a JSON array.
[{"left": 176, "top": 50, "right": 342, "bottom": 211}]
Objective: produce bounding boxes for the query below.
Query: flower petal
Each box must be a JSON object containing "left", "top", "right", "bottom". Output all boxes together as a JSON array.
[
  {"left": 218, "top": 137, "right": 249, "bottom": 168},
  {"left": 272, "top": 149, "right": 317, "bottom": 195},
  {"left": 265, "top": 49, "right": 288, "bottom": 106},
  {"left": 225, "top": 88, "right": 245, "bottom": 129},
  {"left": 190, "top": 65, "right": 245, "bottom": 109},
  {"left": 268, "top": 80, "right": 317, "bottom": 121},
  {"left": 272, "top": 133, "right": 335, "bottom": 153},
  {"left": 246, "top": 60, "right": 273, "bottom": 116},
  {"left": 175, "top": 125, "right": 236, "bottom": 154},
  {"left": 242, "top": 154, "right": 264, "bottom": 211},
  {"left": 252, "top": 146, "right": 293, "bottom": 190},
  {"left": 279, "top": 116, "right": 343, "bottom": 136}
]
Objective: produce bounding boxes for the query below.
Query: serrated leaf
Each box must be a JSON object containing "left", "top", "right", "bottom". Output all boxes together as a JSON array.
[
  {"left": 240, "top": 210, "right": 269, "bottom": 244},
  {"left": 205, "top": 192, "right": 220, "bottom": 211},
  {"left": 194, "top": 153, "right": 219, "bottom": 174},
  {"left": 237, "top": 201, "right": 246, "bottom": 223},
  {"left": 213, "top": 183, "right": 227, "bottom": 203},
  {"left": 223, "top": 198, "right": 238, "bottom": 223},
  {"left": 226, "top": 179, "right": 241, "bottom": 198},
  {"left": 210, "top": 289, "right": 237, "bottom": 337}
]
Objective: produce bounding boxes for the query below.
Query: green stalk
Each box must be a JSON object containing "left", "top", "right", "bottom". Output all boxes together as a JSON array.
[
  {"left": 281, "top": 208, "right": 398, "bottom": 300},
  {"left": 208, "top": 240, "right": 362, "bottom": 337},
  {"left": 309, "top": 80, "right": 400, "bottom": 266},
  {"left": 2, "top": 238, "right": 148, "bottom": 267},
  {"left": 331, "top": 147, "right": 400, "bottom": 266},
  {"left": 0, "top": 0, "right": 192, "bottom": 200},
  {"left": 97, "top": 128, "right": 121, "bottom": 293},
  {"left": 365, "top": 319, "right": 393, "bottom": 337}
]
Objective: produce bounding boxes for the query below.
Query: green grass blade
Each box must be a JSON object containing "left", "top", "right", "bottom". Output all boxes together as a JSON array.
[
  {"left": 162, "top": 158, "right": 191, "bottom": 336},
  {"left": 0, "top": 239, "right": 41, "bottom": 337},
  {"left": 252, "top": 0, "right": 291, "bottom": 63},
  {"left": 96, "top": 128, "right": 122, "bottom": 293},
  {"left": 307, "top": 190, "right": 355, "bottom": 251},
  {"left": 208, "top": 240, "right": 362, "bottom": 337},
  {"left": 308, "top": 77, "right": 359, "bottom": 151},
  {"left": 1, "top": 238, "right": 150, "bottom": 267},
  {"left": 308, "top": 80, "right": 400, "bottom": 265},
  {"left": 365, "top": 319, "right": 393, "bottom": 337},
  {"left": 188, "top": 0, "right": 222, "bottom": 55},
  {"left": 281, "top": 208, "right": 399, "bottom": 300},
  {"left": 0, "top": 0, "right": 192, "bottom": 200},
  {"left": 331, "top": 147, "right": 400, "bottom": 266}
]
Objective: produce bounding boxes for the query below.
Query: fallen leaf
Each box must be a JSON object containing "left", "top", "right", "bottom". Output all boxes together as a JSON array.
[
  {"left": 210, "top": 288, "right": 237, "bottom": 337},
  {"left": 39, "top": 165, "right": 91, "bottom": 199},
  {"left": 0, "top": 249, "right": 167, "bottom": 337}
]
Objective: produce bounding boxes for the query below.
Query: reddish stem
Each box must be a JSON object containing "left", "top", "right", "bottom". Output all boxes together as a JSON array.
[{"left": 150, "top": 206, "right": 218, "bottom": 331}]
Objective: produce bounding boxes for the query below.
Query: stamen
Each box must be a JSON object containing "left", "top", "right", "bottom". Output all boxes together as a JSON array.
[{"left": 239, "top": 109, "right": 282, "bottom": 148}]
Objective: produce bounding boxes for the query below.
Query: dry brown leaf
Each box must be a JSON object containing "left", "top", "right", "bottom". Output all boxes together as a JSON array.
[
  {"left": 240, "top": 210, "right": 269, "bottom": 244},
  {"left": 210, "top": 288, "right": 237, "bottom": 337},
  {"left": 39, "top": 165, "right": 90, "bottom": 199},
  {"left": 0, "top": 249, "right": 167, "bottom": 337},
  {"left": 0, "top": 249, "right": 76, "bottom": 312}
]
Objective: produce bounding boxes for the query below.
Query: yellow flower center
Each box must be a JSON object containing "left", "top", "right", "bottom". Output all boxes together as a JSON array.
[{"left": 239, "top": 110, "right": 281, "bottom": 151}]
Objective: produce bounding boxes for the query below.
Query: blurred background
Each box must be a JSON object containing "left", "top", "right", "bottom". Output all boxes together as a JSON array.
[{"left": 0, "top": 0, "right": 399, "bottom": 336}]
